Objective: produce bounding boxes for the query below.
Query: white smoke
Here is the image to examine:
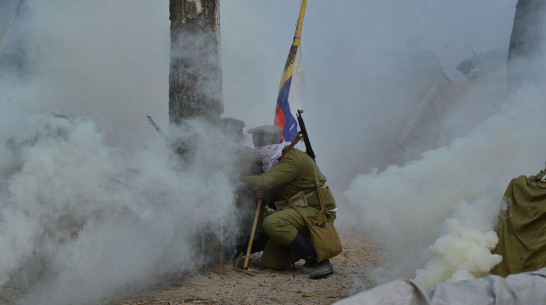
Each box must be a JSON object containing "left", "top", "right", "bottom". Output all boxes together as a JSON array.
[
  {"left": 0, "top": 114, "right": 240, "bottom": 305},
  {"left": 0, "top": 0, "right": 539, "bottom": 302},
  {"left": 0, "top": 0, "right": 171, "bottom": 149},
  {"left": 338, "top": 0, "right": 546, "bottom": 291},
  {"left": 0, "top": 1, "right": 245, "bottom": 304},
  {"left": 219, "top": 0, "right": 524, "bottom": 291},
  {"left": 344, "top": 84, "right": 546, "bottom": 289}
]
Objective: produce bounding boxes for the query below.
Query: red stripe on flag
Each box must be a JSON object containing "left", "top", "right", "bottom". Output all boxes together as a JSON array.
[{"left": 274, "top": 103, "right": 286, "bottom": 131}]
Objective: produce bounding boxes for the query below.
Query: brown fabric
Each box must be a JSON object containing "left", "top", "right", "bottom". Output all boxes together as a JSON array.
[
  {"left": 283, "top": 131, "right": 302, "bottom": 153},
  {"left": 491, "top": 170, "right": 546, "bottom": 277},
  {"left": 239, "top": 145, "right": 339, "bottom": 264},
  {"left": 274, "top": 191, "right": 309, "bottom": 211},
  {"left": 240, "top": 148, "right": 336, "bottom": 211},
  {"left": 273, "top": 185, "right": 327, "bottom": 211},
  {"left": 304, "top": 211, "right": 342, "bottom": 262},
  {"left": 283, "top": 167, "right": 342, "bottom": 262}
]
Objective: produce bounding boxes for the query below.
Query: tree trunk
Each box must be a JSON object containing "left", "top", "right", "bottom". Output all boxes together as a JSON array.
[
  {"left": 0, "top": 0, "right": 26, "bottom": 75},
  {"left": 507, "top": 0, "right": 546, "bottom": 90},
  {"left": 169, "top": 1, "right": 227, "bottom": 266},
  {"left": 169, "top": 0, "right": 222, "bottom": 126}
]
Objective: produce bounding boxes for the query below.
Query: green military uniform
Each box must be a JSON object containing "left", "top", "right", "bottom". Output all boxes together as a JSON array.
[
  {"left": 491, "top": 170, "right": 546, "bottom": 277},
  {"left": 240, "top": 146, "right": 337, "bottom": 269},
  {"left": 222, "top": 117, "right": 264, "bottom": 255}
]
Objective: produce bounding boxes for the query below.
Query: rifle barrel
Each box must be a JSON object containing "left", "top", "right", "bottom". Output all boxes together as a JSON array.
[{"left": 146, "top": 115, "right": 168, "bottom": 141}]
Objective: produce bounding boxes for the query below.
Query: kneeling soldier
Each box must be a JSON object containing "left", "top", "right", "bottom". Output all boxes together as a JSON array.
[
  {"left": 221, "top": 117, "right": 268, "bottom": 256},
  {"left": 239, "top": 125, "right": 338, "bottom": 279}
]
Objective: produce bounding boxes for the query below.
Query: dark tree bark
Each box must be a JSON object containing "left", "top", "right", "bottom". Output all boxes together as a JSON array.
[
  {"left": 0, "top": 0, "right": 27, "bottom": 76},
  {"left": 169, "top": 0, "right": 222, "bottom": 126},
  {"left": 507, "top": 0, "right": 546, "bottom": 90},
  {"left": 169, "top": 1, "right": 226, "bottom": 266}
]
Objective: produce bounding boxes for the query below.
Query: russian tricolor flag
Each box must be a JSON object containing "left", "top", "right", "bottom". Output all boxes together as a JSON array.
[{"left": 274, "top": 0, "right": 307, "bottom": 143}]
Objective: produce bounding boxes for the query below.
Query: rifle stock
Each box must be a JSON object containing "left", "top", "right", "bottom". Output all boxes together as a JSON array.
[{"left": 296, "top": 109, "right": 316, "bottom": 161}]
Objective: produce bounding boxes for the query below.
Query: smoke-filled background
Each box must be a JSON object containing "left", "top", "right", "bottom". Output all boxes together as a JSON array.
[
  {"left": 221, "top": 0, "right": 545, "bottom": 291},
  {"left": 1, "top": 0, "right": 545, "bottom": 304},
  {"left": 0, "top": 1, "right": 241, "bottom": 304}
]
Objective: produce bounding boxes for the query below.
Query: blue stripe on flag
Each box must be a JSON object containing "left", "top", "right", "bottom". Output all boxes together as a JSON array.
[{"left": 277, "top": 76, "right": 298, "bottom": 142}]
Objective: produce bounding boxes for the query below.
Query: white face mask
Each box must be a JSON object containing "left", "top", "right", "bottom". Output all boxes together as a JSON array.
[{"left": 255, "top": 142, "right": 286, "bottom": 172}]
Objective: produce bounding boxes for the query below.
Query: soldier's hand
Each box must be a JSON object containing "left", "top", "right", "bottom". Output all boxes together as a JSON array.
[
  {"left": 264, "top": 205, "right": 277, "bottom": 218},
  {"left": 256, "top": 189, "right": 271, "bottom": 199}
]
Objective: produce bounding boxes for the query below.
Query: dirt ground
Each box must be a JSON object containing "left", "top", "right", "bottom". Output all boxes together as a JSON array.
[
  {"left": 102, "top": 225, "right": 383, "bottom": 305},
  {"left": 0, "top": 224, "right": 382, "bottom": 305}
]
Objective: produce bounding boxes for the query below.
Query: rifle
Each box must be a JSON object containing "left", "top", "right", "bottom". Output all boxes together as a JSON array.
[
  {"left": 146, "top": 115, "right": 169, "bottom": 141},
  {"left": 296, "top": 109, "right": 316, "bottom": 161}
]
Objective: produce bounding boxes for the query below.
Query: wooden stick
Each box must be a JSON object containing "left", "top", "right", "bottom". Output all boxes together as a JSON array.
[{"left": 243, "top": 198, "right": 263, "bottom": 269}]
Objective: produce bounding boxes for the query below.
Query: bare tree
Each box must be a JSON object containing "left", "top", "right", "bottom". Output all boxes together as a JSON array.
[
  {"left": 507, "top": 0, "right": 546, "bottom": 90},
  {"left": 169, "top": 1, "right": 228, "bottom": 265},
  {"left": 0, "top": 0, "right": 26, "bottom": 75},
  {"left": 169, "top": 0, "right": 222, "bottom": 126}
]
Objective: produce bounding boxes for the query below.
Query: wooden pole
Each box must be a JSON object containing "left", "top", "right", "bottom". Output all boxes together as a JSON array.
[{"left": 243, "top": 199, "right": 263, "bottom": 269}]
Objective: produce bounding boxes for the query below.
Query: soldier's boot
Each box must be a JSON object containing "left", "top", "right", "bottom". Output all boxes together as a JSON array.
[
  {"left": 309, "top": 260, "right": 335, "bottom": 280},
  {"left": 234, "top": 234, "right": 269, "bottom": 259},
  {"left": 288, "top": 232, "right": 334, "bottom": 279}
]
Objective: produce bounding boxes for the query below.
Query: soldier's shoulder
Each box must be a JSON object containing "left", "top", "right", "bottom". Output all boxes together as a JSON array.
[
  {"left": 281, "top": 147, "right": 308, "bottom": 161},
  {"left": 240, "top": 146, "right": 258, "bottom": 160}
]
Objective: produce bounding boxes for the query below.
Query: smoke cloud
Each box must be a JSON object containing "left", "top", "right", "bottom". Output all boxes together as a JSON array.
[
  {"left": 0, "top": 0, "right": 171, "bottom": 149},
  {"left": 220, "top": 0, "right": 546, "bottom": 292},
  {"left": 0, "top": 1, "right": 244, "bottom": 304},
  {"left": 0, "top": 114, "right": 240, "bottom": 305},
  {"left": 1, "top": 0, "right": 544, "bottom": 302},
  {"left": 345, "top": 83, "right": 546, "bottom": 289},
  {"left": 339, "top": 0, "right": 546, "bottom": 290}
]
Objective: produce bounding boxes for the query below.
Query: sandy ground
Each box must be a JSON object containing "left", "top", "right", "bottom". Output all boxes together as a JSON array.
[
  {"left": 101, "top": 225, "right": 383, "bottom": 305},
  {"left": 0, "top": 224, "right": 382, "bottom": 305}
]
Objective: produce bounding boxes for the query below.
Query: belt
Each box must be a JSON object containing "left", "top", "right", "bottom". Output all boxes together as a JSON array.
[
  {"left": 304, "top": 184, "right": 327, "bottom": 198},
  {"left": 306, "top": 185, "right": 337, "bottom": 213}
]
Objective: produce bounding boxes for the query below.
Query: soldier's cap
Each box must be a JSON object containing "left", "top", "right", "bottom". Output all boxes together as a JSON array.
[
  {"left": 222, "top": 117, "right": 246, "bottom": 133},
  {"left": 247, "top": 125, "right": 283, "bottom": 135},
  {"left": 247, "top": 125, "right": 283, "bottom": 146}
]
